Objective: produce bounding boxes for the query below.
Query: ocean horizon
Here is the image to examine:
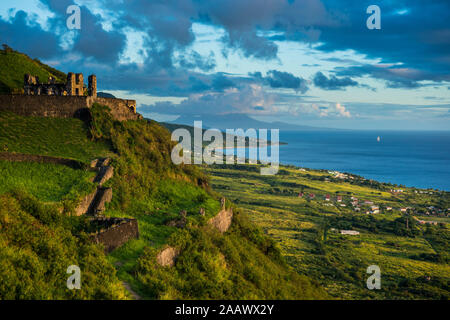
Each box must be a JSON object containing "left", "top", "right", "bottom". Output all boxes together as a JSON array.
[{"left": 218, "top": 130, "right": 450, "bottom": 191}]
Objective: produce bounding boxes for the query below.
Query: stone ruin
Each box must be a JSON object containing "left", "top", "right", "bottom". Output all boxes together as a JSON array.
[
  {"left": 0, "top": 72, "right": 141, "bottom": 121},
  {"left": 23, "top": 72, "right": 97, "bottom": 97}
]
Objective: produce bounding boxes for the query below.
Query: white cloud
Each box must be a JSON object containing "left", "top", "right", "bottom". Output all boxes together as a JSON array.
[{"left": 335, "top": 103, "right": 351, "bottom": 118}]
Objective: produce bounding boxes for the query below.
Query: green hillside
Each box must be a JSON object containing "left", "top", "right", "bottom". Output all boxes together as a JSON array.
[
  {"left": 0, "top": 49, "right": 328, "bottom": 299},
  {"left": 0, "top": 104, "right": 328, "bottom": 299},
  {"left": 0, "top": 191, "right": 128, "bottom": 299},
  {"left": 0, "top": 45, "right": 66, "bottom": 94}
]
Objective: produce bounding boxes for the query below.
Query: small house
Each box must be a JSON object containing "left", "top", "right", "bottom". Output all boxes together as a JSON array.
[{"left": 340, "top": 230, "right": 360, "bottom": 235}]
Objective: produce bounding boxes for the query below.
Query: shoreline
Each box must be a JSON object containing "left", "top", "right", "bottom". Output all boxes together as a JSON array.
[
  {"left": 218, "top": 142, "right": 285, "bottom": 150},
  {"left": 207, "top": 148, "right": 449, "bottom": 193}
]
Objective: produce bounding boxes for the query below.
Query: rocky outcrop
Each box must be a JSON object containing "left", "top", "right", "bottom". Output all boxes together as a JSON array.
[
  {"left": 208, "top": 208, "right": 233, "bottom": 233},
  {"left": 156, "top": 246, "right": 180, "bottom": 267}
]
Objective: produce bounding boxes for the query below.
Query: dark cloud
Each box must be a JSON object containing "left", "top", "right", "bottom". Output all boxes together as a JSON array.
[
  {"left": 250, "top": 70, "right": 309, "bottom": 93},
  {"left": 38, "top": 1, "right": 126, "bottom": 63},
  {"left": 222, "top": 30, "right": 278, "bottom": 60},
  {"left": 177, "top": 51, "right": 216, "bottom": 72},
  {"left": 334, "top": 64, "right": 446, "bottom": 89},
  {"left": 98, "top": 0, "right": 336, "bottom": 61},
  {"left": 315, "top": 0, "right": 450, "bottom": 85},
  {"left": 94, "top": 66, "right": 239, "bottom": 97},
  {"left": 266, "top": 70, "right": 308, "bottom": 92},
  {"left": 313, "top": 72, "right": 358, "bottom": 90},
  {"left": 1, "top": 0, "right": 449, "bottom": 123},
  {"left": 73, "top": 7, "right": 126, "bottom": 63},
  {"left": 211, "top": 73, "right": 236, "bottom": 91},
  {"left": 0, "top": 10, "right": 62, "bottom": 58},
  {"left": 23, "top": 0, "right": 450, "bottom": 89}
]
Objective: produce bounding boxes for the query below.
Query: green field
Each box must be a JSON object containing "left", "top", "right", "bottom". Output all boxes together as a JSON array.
[{"left": 205, "top": 164, "right": 450, "bottom": 299}]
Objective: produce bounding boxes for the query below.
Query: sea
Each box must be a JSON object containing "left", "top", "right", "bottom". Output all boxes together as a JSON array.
[{"left": 218, "top": 130, "right": 450, "bottom": 191}]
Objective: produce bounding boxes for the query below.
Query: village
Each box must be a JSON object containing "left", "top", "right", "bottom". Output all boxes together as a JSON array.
[{"left": 293, "top": 169, "right": 450, "bottom": 235}]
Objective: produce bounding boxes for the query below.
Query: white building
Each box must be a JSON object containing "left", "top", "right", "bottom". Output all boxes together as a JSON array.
[{"left": 340, "top": 230, "right": 360, "bottom": 235}]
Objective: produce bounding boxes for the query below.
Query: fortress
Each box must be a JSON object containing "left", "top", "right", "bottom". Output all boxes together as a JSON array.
[
  {"left": 23, "top": 72, "right": 96, "bottom": 97},
  {"left": 0, "top": 72, "right": 142, "bottom": 121}
]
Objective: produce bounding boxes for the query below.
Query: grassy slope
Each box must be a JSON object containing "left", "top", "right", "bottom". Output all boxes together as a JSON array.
[
  {"left": 0, "top": 104, "right": 328, "bottom": 299},
  {"left": 205, "top": 164, "right": 450, "bottom": 299},
  {"left": 0, "top": 48, "right": 66, "bottom": 94},
  {"left": 0, "top": 111, "right": 114, "bottom": 162},
  {"left": 0, "top": 191, "right": 128, "bottom": 299},
  {"left": 88, "top": 104, "right": 327, "bottom": 299},
  {"left": 0, "top": 160, "right": 96, "bottom": 203}
]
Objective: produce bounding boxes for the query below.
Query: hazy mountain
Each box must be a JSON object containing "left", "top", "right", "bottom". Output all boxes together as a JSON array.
[{"left": 169, "top": 113, "right": 336, "bottom": 131}]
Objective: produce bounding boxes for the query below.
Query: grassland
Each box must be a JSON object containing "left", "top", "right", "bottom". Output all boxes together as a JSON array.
[
  {"left": 0, "top": 191, "right": 128, "bottom": 299},
  {"left": 205, "top": 164, "right": 450, "bottom": 299},
  {"left": 0, "top": 111, "right": 114, "bottom": 162},
  {"left": 0, "top": 160, "right": 96, "bottom": 203}
]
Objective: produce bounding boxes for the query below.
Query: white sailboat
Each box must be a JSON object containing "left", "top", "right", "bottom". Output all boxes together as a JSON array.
[{"left": 377, "top": 136, "right": 381, "bottom": 142}]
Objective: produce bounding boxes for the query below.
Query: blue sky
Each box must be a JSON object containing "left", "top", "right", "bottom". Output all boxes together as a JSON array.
[{"left": 0, "top": 0, "right": 449, "bottom": 130}]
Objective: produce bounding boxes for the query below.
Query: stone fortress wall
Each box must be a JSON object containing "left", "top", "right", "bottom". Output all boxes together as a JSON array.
[{"left": 0, "top": 72, "right": 141, "bottom": 121}]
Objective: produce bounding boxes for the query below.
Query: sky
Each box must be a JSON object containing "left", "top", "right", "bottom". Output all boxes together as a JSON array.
[{"left": 0, "top": 0, "right": 449, "bottom": 130}]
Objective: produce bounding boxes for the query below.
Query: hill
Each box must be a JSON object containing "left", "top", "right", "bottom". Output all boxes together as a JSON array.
[
  {"left": 0, "top": 45, "right": 66, "bottom": 94},
  {"left": 0, "top": 48, "right": 328, "bottom": 299}
]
